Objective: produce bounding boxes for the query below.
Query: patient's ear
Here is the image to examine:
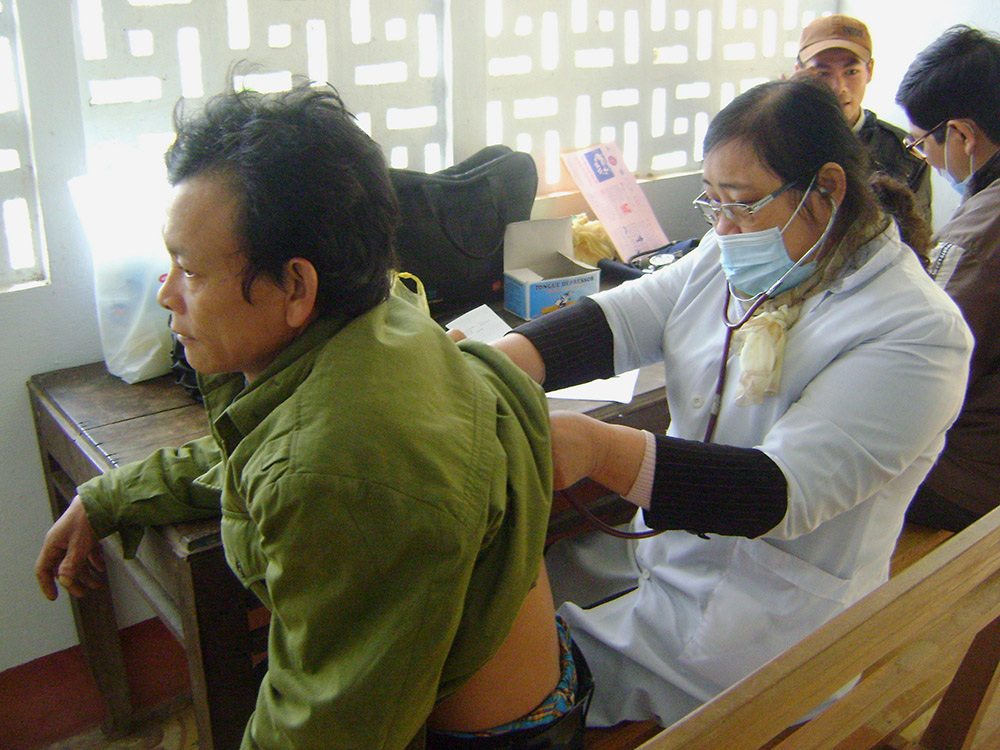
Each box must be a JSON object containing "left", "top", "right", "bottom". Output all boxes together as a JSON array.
[{"left": 282, "top": 257, "right": 319, "bottom": 328}]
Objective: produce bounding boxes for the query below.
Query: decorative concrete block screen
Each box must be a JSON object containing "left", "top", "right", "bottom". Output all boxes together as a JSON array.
[
  {"left": 1, "top": 0, "right": 47, "bottom": 290},
  {"left": 72, "top": 0, "right": 833, "bottom": 193}
]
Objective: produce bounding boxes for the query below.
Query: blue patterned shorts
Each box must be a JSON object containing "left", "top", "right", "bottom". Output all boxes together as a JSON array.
[{"left": 443, "top": 615, "right": 578, "bottom": 738}]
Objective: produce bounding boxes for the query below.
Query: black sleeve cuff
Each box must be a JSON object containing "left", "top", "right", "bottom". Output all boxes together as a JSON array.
[
  {"left": 512, "top": 298, "right": 616, "bottom": 391},
  {"left": 643, "top": 434, "right": 788, "bottom": 538}
]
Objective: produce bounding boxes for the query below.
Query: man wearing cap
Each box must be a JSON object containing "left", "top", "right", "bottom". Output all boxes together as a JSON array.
[{"left": 796, "top": 14, "right": 931, "bottom": 222}]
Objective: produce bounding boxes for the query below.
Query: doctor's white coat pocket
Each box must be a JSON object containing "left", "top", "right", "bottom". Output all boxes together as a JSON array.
[{"left": 678, "top": 536, "right": 853, "bottom": 688}]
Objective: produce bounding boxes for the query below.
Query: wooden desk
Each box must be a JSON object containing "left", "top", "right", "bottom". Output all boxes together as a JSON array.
[
  {"left": 29, "top": 363, "right": 257, "bottom": 750},
  {"left": 29, "top": 359, "right": 667, "bottom": 750}
]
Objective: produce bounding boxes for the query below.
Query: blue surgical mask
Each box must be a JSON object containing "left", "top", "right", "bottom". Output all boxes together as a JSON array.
[
  {"left": 938, "top": 168, "right": 969, "bottom": 196},
  {"left": 717, "top": 185, "right": 835, "bottom": 299},
  {"left": 939, "top": 128, "right": 974, "bottom": 197}
]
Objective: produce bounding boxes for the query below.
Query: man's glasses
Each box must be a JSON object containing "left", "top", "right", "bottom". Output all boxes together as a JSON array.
[
  {"left": 904, "top": 120, "right": 948, "bottom": 160},
  {"left": 692, "top": 180, "right": 797, "bottom": 227}
]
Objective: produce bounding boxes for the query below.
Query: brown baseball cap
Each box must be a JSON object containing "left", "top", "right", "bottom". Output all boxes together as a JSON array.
[{"left": 798, "top": 14, "right": 872, "bottom": 64}]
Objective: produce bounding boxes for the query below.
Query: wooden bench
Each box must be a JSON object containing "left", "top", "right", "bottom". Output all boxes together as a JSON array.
[{"left": 580, "top": 511, "right": 1000, "bottom": 749}]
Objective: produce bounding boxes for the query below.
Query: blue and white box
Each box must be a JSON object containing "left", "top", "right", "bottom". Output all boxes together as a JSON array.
[{"left": 503, "top": 217, "right": 600, "bottom": 320}]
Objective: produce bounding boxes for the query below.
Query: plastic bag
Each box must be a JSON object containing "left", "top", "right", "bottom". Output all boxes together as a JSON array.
[
  {"left": 390, "top": 271, "right": 431, "bottom": 316},
  {"left": 70, "top": 168, "right": 173, "bottom": 383}
]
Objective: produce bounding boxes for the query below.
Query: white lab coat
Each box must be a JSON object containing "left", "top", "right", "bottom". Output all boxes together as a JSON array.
[{"left": 553, "top": 223, "right": 973, "bottom": 726}]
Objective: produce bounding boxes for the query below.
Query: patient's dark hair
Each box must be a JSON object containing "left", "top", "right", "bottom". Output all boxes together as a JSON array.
[
  {"left": 703, "top": 75, "right": 929, "bottom": 261},
  {"left": 165, "top": 80, "right": 399, "bottom": 319}
]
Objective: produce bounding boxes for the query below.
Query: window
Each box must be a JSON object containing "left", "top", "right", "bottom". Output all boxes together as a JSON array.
[
  {"left": 0, "top": 0, "right": 47, "bottom": 292},
  {"left": 70, "top": 0, "right": 832, "bottom": 196}
]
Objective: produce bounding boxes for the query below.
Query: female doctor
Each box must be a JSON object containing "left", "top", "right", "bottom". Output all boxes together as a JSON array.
[{"left": 492, "top": 76, "right": 973, "bottom": 726}]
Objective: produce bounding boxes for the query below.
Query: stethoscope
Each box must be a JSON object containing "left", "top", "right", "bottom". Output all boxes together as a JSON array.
[
  {"left": 703, "top": 190, "right": 838, "bottom": 444},
  {"left": 562, "top": 190, "right": 838, "bottom": 539},
  {"left": 703, "top": 275, "right": 790, "bottom": 443}
]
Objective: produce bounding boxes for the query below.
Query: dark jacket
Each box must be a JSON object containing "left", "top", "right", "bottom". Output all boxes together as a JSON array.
[{"left": 858, "top": 109, "right": 932, "bottom": 224}]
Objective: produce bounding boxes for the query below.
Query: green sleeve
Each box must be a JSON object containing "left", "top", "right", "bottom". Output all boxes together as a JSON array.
[
  {"left": 78, "top": 434, "right": 224, "bottom": 557},
  {"left": 242, "top": 474, "right": 482, "bottom": 750}
]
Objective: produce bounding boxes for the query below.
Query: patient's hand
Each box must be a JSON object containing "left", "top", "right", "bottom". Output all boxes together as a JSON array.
[
  {"left": 35, "top": 496, "right": 105, "bottom": 601},
  {"left": 447, "top": 328, "right": 467, "bottom": 343}
]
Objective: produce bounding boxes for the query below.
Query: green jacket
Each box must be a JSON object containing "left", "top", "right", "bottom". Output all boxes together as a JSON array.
[{"left": 79, "top": 296, "right": 553, "bottom": 749}]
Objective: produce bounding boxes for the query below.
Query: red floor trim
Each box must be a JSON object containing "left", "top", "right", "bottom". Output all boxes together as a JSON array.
[{"left": 0, "top": 618, "right": 189, "bottom": 750}]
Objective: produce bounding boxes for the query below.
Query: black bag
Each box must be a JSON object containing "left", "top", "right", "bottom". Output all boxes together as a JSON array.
[{"left": 390, "top": 145, "right": 538, "bottom": 312}]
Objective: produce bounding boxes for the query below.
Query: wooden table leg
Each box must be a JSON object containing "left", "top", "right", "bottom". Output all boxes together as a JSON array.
[
  {"left": 179, "top": 548, "right": 259, "bottom": 750},
  {"left": 31, "top": 418, "right": 136, "bottom": 738},
  {"left": 70, "top": 570, "right": 135, "bottom": 737}
]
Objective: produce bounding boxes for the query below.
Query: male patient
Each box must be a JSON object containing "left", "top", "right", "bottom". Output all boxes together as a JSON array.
[
  {"left": 35, "top": 81, "right": 591, "bottom": 749},
  {"left": 896, "top": 26, "right": 1000, "bottom": 532},
  {"left": 796, "top": 14, "right": 931, "bottom": 222}
]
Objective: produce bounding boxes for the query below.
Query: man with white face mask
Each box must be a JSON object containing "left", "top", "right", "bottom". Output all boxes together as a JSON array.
[{"left": 897, "top": 25, "right": 1000, "bottom": 531}]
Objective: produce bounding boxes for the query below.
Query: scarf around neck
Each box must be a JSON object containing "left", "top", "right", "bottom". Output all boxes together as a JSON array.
[{"left": 730, "top": 213, "right": 889, "bottom": 406}]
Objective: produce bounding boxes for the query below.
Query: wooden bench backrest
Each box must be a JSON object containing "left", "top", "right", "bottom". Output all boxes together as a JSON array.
[{"left": 625, "top": 509, "right": 1000, "bottom": 750}]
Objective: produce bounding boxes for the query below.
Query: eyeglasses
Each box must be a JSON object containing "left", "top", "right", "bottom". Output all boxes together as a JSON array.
[
  {"left": 903, "top": 120, "right": 948, "bottom": 160},
  {"left": 692, "top": 180, "right": 797, "bottom": 227}
]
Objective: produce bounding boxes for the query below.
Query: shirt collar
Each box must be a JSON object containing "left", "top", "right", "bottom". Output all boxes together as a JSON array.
[
  {"left": 967, "top": 148, "right": 1000, "bottom": 198},
  {"left": 200, "top": 314, "right": 350, "bottom": 455},
  {"left": 850, "top": 109, "right": 869, "bottom": 135},
  {"left": 816, "top": 220, "right": 901, "bottom": 299}
]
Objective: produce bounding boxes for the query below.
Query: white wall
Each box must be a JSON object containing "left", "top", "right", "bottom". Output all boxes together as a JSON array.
[
  {"left": 0, "top": 3, "right": 152, "bottom": 672},
  {"left": 840, "top": 0, "right": 1000, "bottom": 232}
]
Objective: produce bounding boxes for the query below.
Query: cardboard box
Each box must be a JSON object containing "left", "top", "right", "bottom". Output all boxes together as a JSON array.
[{"left": 503, "top": 217, "right": 600, "bottom": 320}]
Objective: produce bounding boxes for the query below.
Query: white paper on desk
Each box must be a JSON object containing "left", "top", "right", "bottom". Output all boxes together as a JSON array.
[
  {"left": 445, "top": 305, "right": 511, "bottom": 343},
  {"left": 561, "top": 142, "right": 669, "bottom": 262},
  {"left": 547, "top": 368, "right": 639, "bottom": 404}
]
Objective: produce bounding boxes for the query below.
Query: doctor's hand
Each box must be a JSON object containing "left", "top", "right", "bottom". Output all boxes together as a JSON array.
[
  {"left": 549, "top": 411, "right": 647, "bottom": 497},
  {"left": 35, "top": 495, "right": 105, "bottom": 601}
]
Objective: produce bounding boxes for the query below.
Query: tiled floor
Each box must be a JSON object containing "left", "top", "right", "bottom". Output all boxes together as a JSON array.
[{"left": 40, "top": 704, "right": 199, "bottom": 750}]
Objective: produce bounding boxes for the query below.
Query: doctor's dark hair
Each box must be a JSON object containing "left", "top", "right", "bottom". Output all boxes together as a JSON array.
[
  {"left": 703, "top": 76, "right": 876, "bottom": 256},
  {"left": 165, "top": 80, "right": 399, "bottom": 320},
  {"left": 703, "top": 75, "right": 930, "bottom": 259},
  {"left": 896, "top": 25, "right": 1000, "bottom": 146}
]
